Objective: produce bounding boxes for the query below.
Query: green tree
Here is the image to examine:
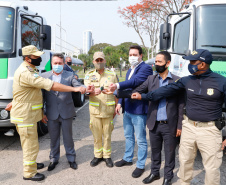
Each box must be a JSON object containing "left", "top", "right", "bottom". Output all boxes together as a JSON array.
[
  {"left": 88, "top": 43, "right": 112, "bottom": 55},
  {"left": 78, "top": 54, "right": 92, "bottom": 67}
]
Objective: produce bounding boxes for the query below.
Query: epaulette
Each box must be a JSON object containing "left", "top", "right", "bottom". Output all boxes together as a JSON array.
[
  {"left": 105, "top": 69, "right": 115, "bottom": 75},
  {"left": 175, "top": 78, "right": 181, "bottom": 83},
  {"left": 87, "top": 69, "right": 95, "bottom": 74},
  {"left": 84, "top": 70, "right": 95, "bottom": 80},
  {"left": 26, "top": 66, "right": 34, "bottom": 72}
]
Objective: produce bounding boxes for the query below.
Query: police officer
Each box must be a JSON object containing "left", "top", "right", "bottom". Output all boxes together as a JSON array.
[
  {"left": 8, "top": 45, "right": 91, "bottom": 181},
  {"left": 84, "top": 51, "right": 118, "bottom": 168},
  {"left": 131, "top": 49, "right": 225, "bottom": 185}
]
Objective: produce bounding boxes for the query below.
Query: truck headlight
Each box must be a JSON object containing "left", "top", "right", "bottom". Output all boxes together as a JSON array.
[{"left": 1, "top": 109, "right": 9, "bottom": 119}]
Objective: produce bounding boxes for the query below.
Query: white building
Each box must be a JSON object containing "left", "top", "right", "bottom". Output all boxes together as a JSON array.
[{"left": 83, "top": 30, "right": 93, "bottom": 54}]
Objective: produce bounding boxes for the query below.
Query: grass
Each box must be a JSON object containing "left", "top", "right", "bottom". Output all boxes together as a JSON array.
[{"left": 72, "top": 66, "right": 128, "bottom": 82}]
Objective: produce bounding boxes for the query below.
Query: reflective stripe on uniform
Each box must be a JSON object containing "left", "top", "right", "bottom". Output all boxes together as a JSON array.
[
  {"left": 106, "top": 101, "right": 115, "bottom": 106},
  {"left": 103, "top": 148, "right": 111, "bottom": 153},
  {"left": 24, "top": 160, "right": 36, "bottom": 165},
  {"left": 111, "top": 120, "right": 113, "bottom": 125},
  {"left": 90, "top": 121, "right": 92, "bottom": 125},
  {"left": 94, "top": 147, "right": 103, "bottom": 152},
  {"left": 90, "top": 102, "right": 100, "bottom": 106},
  {"left": 17, "top": 124, "right": 34, "bottom": 127},
  {"left": 32, "top": 104, "right": 43, "bottom": 110},
  {"left": 11, "top": 117, "right": 23, "bottom": 123}
]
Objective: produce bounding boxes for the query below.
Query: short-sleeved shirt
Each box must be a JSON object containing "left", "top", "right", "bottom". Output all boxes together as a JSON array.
[
  {"left": 10, "top": 62, "right": 54, "bottom": 124},
  {"left": 84, "top": 68, "right": 118, "bottom": 118}
]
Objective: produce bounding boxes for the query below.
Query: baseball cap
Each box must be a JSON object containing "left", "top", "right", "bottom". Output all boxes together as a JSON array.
[
  {"left": 182, "top": 49, "right": 213, "bottom": 64},
  {"left": 22, "top": 45, "right": 44, "bottom": 56},
  {"left": 93, "top": 51, "right": 105, "bottom": 61}
]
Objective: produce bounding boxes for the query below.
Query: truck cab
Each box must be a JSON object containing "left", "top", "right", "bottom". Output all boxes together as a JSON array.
[
  {"left": 159, "top": 0, "right": 226, "bottom": 136},
  {"left": 0, "top": 2, "right": 51, "bottom": 134}
]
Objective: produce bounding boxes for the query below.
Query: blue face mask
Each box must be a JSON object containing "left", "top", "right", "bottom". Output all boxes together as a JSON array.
[
  {"left": 188, "top": 63, "right": 202, "bottom": 74},
  {"left": 52, "top": 65, "right": 63, "bottom": 73}
]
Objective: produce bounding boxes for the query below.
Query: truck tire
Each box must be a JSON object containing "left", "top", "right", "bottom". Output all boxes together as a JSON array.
[
  {"left": 72, "top": 92, "right": 85, "bottom": 107},
  {"left": 37, "top": 121, "right": 48, "bottom": 136}
]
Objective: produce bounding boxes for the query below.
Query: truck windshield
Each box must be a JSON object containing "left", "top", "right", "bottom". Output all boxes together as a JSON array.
[
  {"left": 196, "top": 5, "right": 226, "bottom": 54},
  {"left": 0, "top": 7, "right": 15, "bottom": 54}
]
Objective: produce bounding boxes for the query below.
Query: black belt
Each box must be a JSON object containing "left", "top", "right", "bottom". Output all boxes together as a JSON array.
[{"left": 156, "top": 120, "right": 167, "bottom": 124}]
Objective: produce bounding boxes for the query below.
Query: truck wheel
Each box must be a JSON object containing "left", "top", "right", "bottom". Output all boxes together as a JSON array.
[
  {"left": 37, "top": 121, "right": 48, "bottom": 136},
  {"left": 72, "top": 92, "right": 85, "bottom": 107}
]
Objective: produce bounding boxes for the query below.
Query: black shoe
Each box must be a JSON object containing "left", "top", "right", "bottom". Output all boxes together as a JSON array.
[
  {"left": 132, "top": 167, "right": 145, "bottom": 178},
  {"left": 162, "top": 178, "right": 172, "bottom": 185},
  {"left": 90, "top": 157, "right": 103, "bottom": 167},
  {"left": 37, "top": 163, "right": 44, "bottom": 170},
  {"left": 114, "top": 159, "right": 133, "bottom": 167},
  {"left": 23, "top": 173, "right": 45, "bottom": 181},
  {"left": 104, "top": 158, "right": 114, "bottom": 168},
  {"left": 69, "top": 161, "right": 77, "bottom": 170},
  {"left": 47, "top": 162, "right": 58, "bottom": 171},
  {"left": 142, "top": 174, "right": 160, "bottom": 184}
]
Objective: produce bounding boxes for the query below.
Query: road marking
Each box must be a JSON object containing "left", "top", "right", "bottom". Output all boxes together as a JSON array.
[{"left": 75, "top": 101, "right": 89, "bottom": 113}]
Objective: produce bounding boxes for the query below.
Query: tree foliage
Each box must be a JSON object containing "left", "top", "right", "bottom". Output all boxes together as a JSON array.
[
  {"left": 118, "top": 0, "right": 193, "bottom": 57},
  {"left": 78, "top": 42, "right": 148, "bottom": 68}
]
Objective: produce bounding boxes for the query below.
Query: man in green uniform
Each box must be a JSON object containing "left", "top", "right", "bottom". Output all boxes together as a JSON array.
[{"left": 84, "top": 51, "right": 118, "bottom": 168}]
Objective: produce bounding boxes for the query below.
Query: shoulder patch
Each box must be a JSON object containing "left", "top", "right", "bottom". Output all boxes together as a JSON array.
[
  {"left": 26, "top": 66, "right": 34, "bottom": 72},
  {"left": 33, "top": 73, "right": 39, "bottom": 78},
  {"left": 84, "top": 75, "right": 89, "bottom": 80}
]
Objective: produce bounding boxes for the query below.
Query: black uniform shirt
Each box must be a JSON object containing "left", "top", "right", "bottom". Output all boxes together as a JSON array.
[{"left": 142, "top": 69, "right": 226, "bottom": 122}]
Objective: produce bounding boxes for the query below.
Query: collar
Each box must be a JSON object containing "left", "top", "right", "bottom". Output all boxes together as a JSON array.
[
  {"left": 52, "top": 70, "right": 63, "bottom": 76},
  {"left": 196, "top": 69, "right": 212, "bottom": 78},
  {"left": 131, "top": 61, "right": 143, "bottom": 69},
  {"left": 158, "top": 71, "right": 172, "bottom": 80}
]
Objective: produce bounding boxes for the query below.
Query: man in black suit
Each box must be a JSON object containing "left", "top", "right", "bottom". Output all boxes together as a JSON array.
[
  {"left": 64, "top": 56, "right": 79, "bottom": 79},
  {"left": 132, "top": 51, "right": 185, "bottom": 185}
]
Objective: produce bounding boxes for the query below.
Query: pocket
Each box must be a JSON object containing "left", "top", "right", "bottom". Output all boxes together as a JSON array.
[
  {"left": 89, "top": 102, "right": 100, "bottom": 115},
  {"left": 215, "top": 151, "right": 223, "bottom": 168},
  {"left": 106, "top": 101, "right": 115, "bottom": 115},
  {"left": 18, "top": 127, "right": 29, "bottom": 138}
]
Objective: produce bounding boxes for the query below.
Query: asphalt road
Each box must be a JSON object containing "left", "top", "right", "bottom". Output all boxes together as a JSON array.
[{"left": 0, "top": 100, "right": 226, "bottom": 185}]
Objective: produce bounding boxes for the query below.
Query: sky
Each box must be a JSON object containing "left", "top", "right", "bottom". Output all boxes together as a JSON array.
[{"left": 6, "top": 0, "right": 150, "bottom": 53}]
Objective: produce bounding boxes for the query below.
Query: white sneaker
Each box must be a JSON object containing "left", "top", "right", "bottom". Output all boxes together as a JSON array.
[{"left": 4, "top": 129, "right": 15, "bottom": 136}]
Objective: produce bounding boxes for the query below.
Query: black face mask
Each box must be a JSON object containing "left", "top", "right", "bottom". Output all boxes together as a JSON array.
[
  {"left": 29, "top": 57, "right": 42, "bottom": 66},
  {"left": 67, "top": 62, "right": 72, "bottom": 66},
  {"left": 155, "top": 64, "right": 167, "bottom": 73}
]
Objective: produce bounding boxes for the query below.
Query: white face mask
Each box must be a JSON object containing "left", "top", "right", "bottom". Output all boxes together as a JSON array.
[{"left": 129, "top": 56, "right": 139, "bottom": 66}]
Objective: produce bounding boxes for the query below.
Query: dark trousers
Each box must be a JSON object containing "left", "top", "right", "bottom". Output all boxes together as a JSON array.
[
  {"left": 47, "top": 116, "right": 76, "bottom": 163},
  {"left": 149, "top": 122, "right": 177, "bottom": 180}
]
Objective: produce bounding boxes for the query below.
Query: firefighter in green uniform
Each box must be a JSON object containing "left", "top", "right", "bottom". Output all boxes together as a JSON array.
[
  {"left": 6, "top": 45, "right": 91, "bottom": 181},
  {"left": 84, "top": 51, "right": 118, "bottom": 168}
]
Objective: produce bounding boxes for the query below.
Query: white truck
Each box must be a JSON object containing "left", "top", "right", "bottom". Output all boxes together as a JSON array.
[
  {"left": 159, "top": 0, "right": 226, "bottom": 136},
  {"left": 0, "top": 2, "right": 84, "bottom": 135}
]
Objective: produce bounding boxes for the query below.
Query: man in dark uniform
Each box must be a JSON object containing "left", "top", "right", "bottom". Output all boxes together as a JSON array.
[
  {"left": 132, "top": 49, "right": 225, "bottom": 185},
  {"left": 132, "top": 51, "right": 184, "bottom": 185}
]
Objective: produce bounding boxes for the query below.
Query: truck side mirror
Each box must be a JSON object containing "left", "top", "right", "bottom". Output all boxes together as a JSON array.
[
  {"left": 18, "top": 49, "right": 22, "bottom": 56},
  {"left": 159, "top": 23, "right": 171, "bottom": 50},
  {"left": 41, "top": 25, "right": 51, "bottom": 50}
]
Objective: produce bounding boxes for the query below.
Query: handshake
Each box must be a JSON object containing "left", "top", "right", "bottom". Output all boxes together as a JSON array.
[
  {"left": 107, "top": 83, "right": 143, "bottom": 100},
  {"left": 76, "top": 85, "right": 114, "bottom": 96}
]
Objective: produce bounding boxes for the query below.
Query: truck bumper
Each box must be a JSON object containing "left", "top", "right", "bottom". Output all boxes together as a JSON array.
[{"left": 0, "top": 119, "right": 14, "bottom": 127}]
